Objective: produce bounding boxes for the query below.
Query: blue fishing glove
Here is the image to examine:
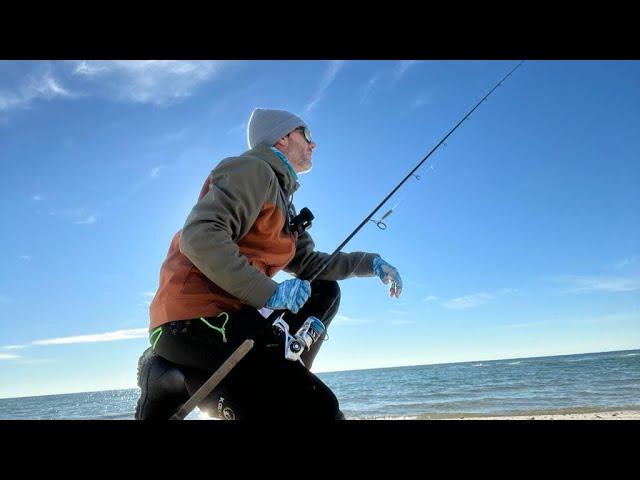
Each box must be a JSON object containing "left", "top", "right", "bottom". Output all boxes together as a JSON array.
[
  {"left": 372, "top": 256, "right": 403, "bottom": 298},
  {"left": 265, "top": 278, "right": 312, "bottom": 314}
]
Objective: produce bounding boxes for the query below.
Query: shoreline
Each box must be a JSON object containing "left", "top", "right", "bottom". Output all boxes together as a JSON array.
[{"left": 441, "top": 410, "right": 640, "bottom": 420}]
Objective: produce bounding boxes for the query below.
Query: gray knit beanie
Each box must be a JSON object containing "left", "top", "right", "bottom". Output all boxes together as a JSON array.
[{"left": 247, "top": 108, "right": 308, "bottom": 149}]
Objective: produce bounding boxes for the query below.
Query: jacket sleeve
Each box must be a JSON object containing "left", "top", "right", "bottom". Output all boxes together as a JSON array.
[
  {"left": 284, "top": 231, "right": 379, "bottom": 281},
  {"left": 179, "top": 157, "right": 278, "bottom": 308}
]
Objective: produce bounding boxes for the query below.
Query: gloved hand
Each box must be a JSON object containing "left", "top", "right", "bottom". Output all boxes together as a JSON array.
[
  {"left": 372, "top": 256, "right": 402, "bottom": 298},
  {"left": 265, "top": 278, "right": 311, "bottom": 314}
]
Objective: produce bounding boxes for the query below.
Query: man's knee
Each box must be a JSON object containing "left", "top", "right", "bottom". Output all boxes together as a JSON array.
[
  {"left": 311, "top": 280, "right": 340, "bottom": 322},
  {"left": 312, "top": 280, "right": 340, "bottom": 301}
]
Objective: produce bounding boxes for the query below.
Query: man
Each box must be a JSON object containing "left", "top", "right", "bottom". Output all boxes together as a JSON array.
[{"left": 135, "top": 108, "right": 402, "bottom": 420}]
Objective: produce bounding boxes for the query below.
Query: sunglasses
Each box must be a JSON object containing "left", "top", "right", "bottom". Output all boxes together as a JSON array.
[{"left": 292, "top": 126, "right": 312, "bottom": 144}]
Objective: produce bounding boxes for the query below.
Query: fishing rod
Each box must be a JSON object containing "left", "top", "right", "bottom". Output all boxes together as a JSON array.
[
  {"left": 265, "top": 60, "right": 526, "bottom": 326},
  {"left": 306, "top": 60, "right": 526, "bottom": 283}
]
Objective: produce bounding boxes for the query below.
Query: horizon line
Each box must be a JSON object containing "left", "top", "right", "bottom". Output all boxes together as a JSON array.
[{"left": 1, "top": 346, "right": 638, "bottom": 401}]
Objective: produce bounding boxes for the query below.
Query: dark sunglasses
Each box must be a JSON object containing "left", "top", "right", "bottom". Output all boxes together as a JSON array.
[{"left": 292, "top": 126, "right": 312, "bottom": 144}]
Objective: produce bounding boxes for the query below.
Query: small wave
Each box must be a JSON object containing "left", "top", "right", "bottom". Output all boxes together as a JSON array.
[
  {"left": 508, "top": 361, "right": 521, "bottom": 365},
  {"left": 472, "top": 364, "right": 484, "bottom": 367},
  {"left": 623, "top": 353, "right": 639, "bottom": 357}
]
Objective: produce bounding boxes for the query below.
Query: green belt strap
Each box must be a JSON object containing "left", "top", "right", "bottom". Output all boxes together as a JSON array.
[
  {"left": 150, "top": 327, "right": 163, "bottom": 351},
  {"left": 200, "top": 312, "right": 229, "bottom": 343}
]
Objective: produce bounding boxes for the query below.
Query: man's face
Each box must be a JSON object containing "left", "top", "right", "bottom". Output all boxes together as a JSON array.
[{"left": 285, "top": 127, "right": 316, "bottom": 174}]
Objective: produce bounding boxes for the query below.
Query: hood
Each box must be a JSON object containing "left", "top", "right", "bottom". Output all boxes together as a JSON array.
[{"left": 245, "top": 144, "right": 300, "bottom": 197}]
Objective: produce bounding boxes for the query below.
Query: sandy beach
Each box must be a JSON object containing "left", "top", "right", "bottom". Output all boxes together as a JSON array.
[{"left": 446, "top": 410, "right": 640, "bottom": 420}]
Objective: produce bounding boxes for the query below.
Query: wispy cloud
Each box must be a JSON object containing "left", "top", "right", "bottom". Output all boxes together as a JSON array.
[
  {"left": 74, "top": 215, "right": 97, "bottom": 225},
  {"left": 48, "top": 207, "right": 97, "bottom": 225},
  {"left": 552, "top": 275, "right": 640, "bottom": 294},
  {"left": 32, "top": 195, "right": 44, "bottom": 201},
  {"left": 226, "top": 122, "right": 246, "bottom": 136},
  {"left": 613, "top": 255, "right": 640, "bottom": 270},
  {"left": 410, "top": 91, "right": 433, "bottom": 110},
  {"left": 138, "top": 292, "right": 155, "bottom": 307},
  {"left": 0, "top": 294, "right": 12, "bottom": 304},
  {"left": 442, "top": 292, "right": 494, "bottom": 310},
  {"left": 19, "top": 255, "right": 32, "bottom": 261},
  {"left": 393, "top": 61, "right": 419, "bottom": 82},
  {"left": 31, "top": 328, "right": 148, "bottom": 346},
  {"left": 333, "top": 314, "right": 374, "bottom": 326},
  {"left": 360, "top": 73, "right": 382, "bottom": 105},
  {"left": 2, "top": 345, "right": 28, "bottom": 350},
  {"left": 0, "top": 72, "right": 75, "bottom": 112},
  {"left": 0, "top": 353, "right": 20, "bottom": 360},
  {"left": 71, "top": 60, "right": 225, "bottom": 106},
  {"left": 304, "top": 61, "right": 346, "bottom": 114},
  {"left": 424, "top": 289, "right": 516, "bottom": 310},
  {"left": 149, "top": 166, "right": 166, "bottom": 179},
  {"left": 49, "top": 207, "right": 86, "bottom": 217}
]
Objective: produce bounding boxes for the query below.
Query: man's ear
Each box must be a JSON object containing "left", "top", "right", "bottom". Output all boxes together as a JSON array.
[{"left": 273, "top": 136, "right": 288, "bottom": 150}]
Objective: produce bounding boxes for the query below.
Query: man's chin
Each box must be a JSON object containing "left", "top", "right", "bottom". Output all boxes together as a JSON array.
[{"left": 299, "top": 163, "right": 313, "bottom": 175}]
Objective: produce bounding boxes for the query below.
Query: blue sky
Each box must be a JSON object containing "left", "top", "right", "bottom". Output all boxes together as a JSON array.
[{"left": 0, "top": 60, "right": 638, "bottom": 399}]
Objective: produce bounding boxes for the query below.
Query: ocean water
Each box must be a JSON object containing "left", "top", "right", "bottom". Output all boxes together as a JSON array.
[{"left": 1, "top": 349, "right": 638, "bottom": 420}]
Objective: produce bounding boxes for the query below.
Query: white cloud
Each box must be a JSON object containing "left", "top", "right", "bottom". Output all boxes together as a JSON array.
[
  {"left": 19, "top": 255, "right": 32, "bottom": 261},
  {"left": 393, "top": 61, "right": 419, "bottom": 82},
  {"left": 429, "top": 288, "right": 516, "bottom": 310},
  {"left": 149, "top": 166, "right": 165, "bottom": 179},
  {"left": 31, "top": 328, "right": 149, "bottom": 346},
  {"left": 226, "top": 122, "right": 246, "bottom": 136},
  {"left": 333, "top": 314, "right": 374, "bottom": 326},
  {"left": 74, "top": 215, "right": 97, "bottom": 225},
  {"left": 442, "top": 292, "right": 493, "bottom": 310},
  {"left": 304, "top": 61, "right": 346, "bottom": 114},
  {"left": 48, "top": 207, "right": 97, "bottom": 225},
  {"left": 553, "top": 275, "right": 640, "bottom": 294},
  {"left": 411, "top": 91, "right": 433, "bottom": 110},
  {"left": 2, "top": 345, "right": 28, "bottom": 350},
  {"left": 360, "top": 73, "right": 381, "bottom": 105},
  {"left": 0, "top": 353, "right": 19, "bottom": 360},
  {"left": 138, "top": 292, "right": 155, "bottom": 307},
  {"left": 71, "top": 60, "right": 225, "bottom": 106},
  {"left": 0, "top": 72, "right": 74, "bottom": 111},
  {"left": 32, "top": 195, "right": 44, "bottom": 201},
  {"left": 496, "top": 288, "right": 518, "bottom": 295}
]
